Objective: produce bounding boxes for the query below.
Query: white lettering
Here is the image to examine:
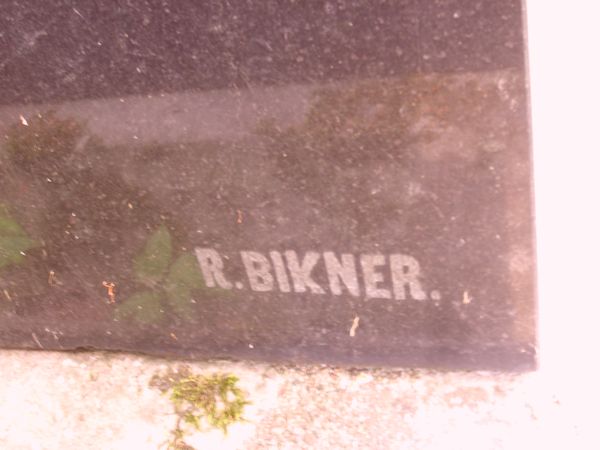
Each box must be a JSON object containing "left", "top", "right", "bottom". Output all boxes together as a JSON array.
[
  {"left": 285, "top": 250, "right": 325, "bottom": 294},
  {"left": 390, "top": 254, "right": 427, "bottom": 300},
  {"left": 323, "top": 252, "right": 360, "bottom": 296},
  {"left": 360, "top": 254, "right": 391, "bottom": 299},
  {"left": 241, "top": 251, "right": 274, "bottom": 292},
  {"left": 269, "top": 251, "right": 291, "bottom": 293},
  {"left": 194, "top": 248, "right": 232, "bottom": 289},
  {"left": 196, "top": 247, "right": 437, "bottom": 301}
]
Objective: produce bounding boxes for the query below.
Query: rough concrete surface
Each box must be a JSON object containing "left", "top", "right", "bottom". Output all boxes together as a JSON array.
[{"left": 0, "top": 350, "right": 594, "bottom": 450}]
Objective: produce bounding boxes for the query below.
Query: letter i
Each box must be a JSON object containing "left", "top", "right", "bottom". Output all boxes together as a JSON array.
[{"left": 270, "top": 251, "right": 291, "bottom": 293}]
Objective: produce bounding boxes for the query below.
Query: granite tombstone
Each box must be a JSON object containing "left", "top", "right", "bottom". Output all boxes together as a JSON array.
[{"left": 0, "top": 0, "right": 536, "bottom": 369}]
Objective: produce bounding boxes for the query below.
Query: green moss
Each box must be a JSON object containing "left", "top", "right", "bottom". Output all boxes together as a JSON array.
[
  {"left": 0, "top": 204, "right": 37, "bottom": 270},
  {"left": 116, "top": 225, "right": 234, "bottom": 325},
  {"left": 133, "top": 224, "right": 173, "bottom": 286},
  {"left": 114, "top": 291, "right": 164, "bottom": 324},
  {"left": 151, "top": 367, "right": 249, "bottom": 449}
]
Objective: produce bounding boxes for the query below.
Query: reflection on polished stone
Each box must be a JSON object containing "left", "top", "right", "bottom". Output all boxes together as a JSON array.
[{"left": 0, "top": 1, "right": 535, "bottom": 369}]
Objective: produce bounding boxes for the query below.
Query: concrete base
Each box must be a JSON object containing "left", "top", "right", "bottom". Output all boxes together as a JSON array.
[{"left": 0, "top": 350, "right": 590, "bottom": 449}]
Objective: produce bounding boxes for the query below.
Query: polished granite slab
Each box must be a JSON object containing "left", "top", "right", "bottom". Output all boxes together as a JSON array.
[{"left": 0, "top": 0, "right": 535, "bottom": 369}]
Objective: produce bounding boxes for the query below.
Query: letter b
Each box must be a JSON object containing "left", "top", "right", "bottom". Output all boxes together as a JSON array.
[{"left": 241, "top": 251, "right": 274, "bottom": 292}]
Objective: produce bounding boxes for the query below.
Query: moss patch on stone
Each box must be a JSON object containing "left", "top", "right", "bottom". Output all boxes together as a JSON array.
[{"left": 151, "top": 367, "right": 249, "bottom": 449}]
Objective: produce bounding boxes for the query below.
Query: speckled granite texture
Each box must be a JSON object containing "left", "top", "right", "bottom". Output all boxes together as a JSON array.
[{"left": 0, "top": 1, "right": 535, "bottom": 369}]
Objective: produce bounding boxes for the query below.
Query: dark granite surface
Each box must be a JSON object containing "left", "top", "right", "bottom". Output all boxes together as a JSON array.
[
  {"left": 1, "top": 0, "right": 524, "bottom": 104},
  {"left": 0, "top": 0, "right": 535, "bottom": 369}
]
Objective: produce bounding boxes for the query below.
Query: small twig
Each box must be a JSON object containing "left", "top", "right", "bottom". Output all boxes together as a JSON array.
[
  {"left": 349, "top": 316, "right": 360, "bottom": 337},
  {"left": 31, "top": 333, "right": 44, "bottom": 349}
]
